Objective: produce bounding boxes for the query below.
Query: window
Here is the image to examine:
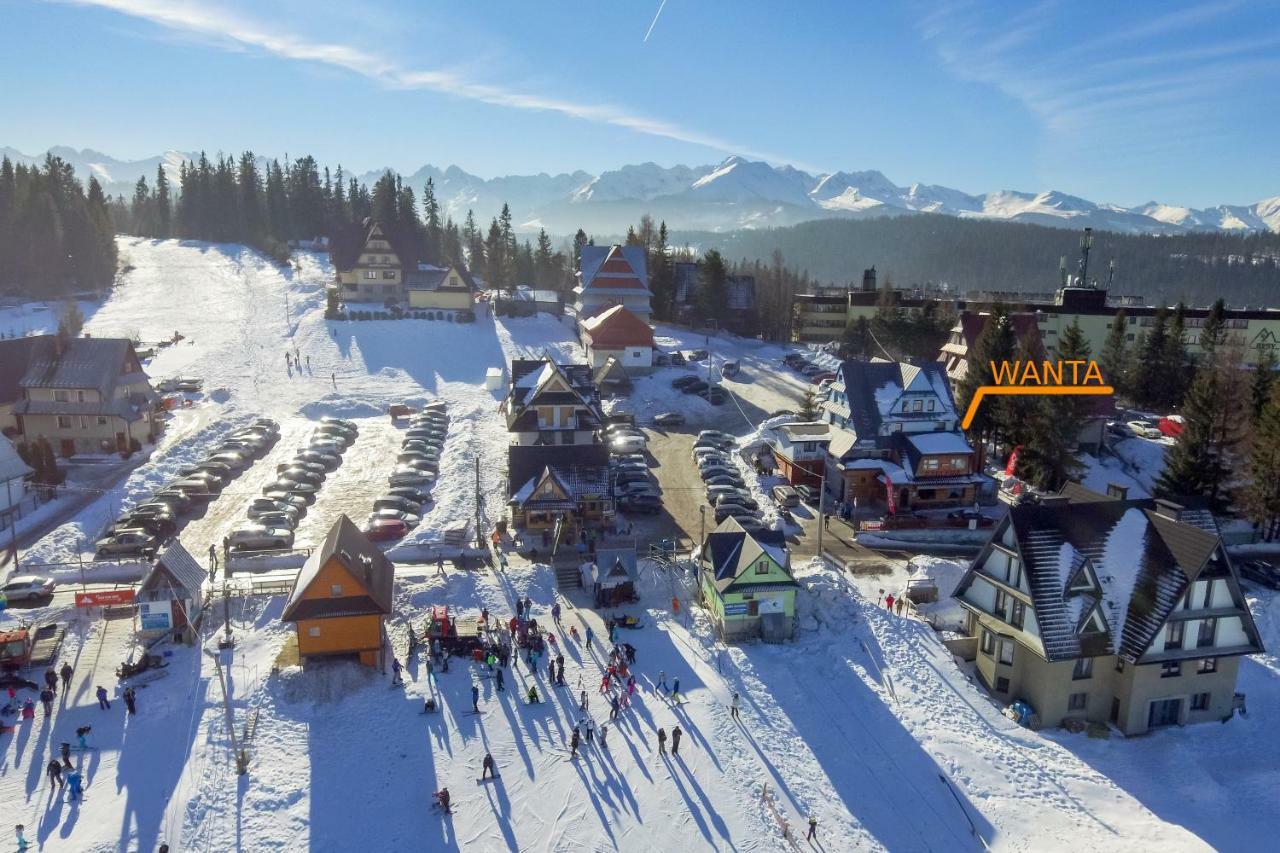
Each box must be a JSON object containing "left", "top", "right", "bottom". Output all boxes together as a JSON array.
[
  {"left": 1161, "top": 660, "right": 1181, "bottom": 678},
  {"left": 364, "top": 270, "right": 377, "bottom": 280},
  {"left": 1202, "top": 580, "right": 1214, "bottom": 608},
  {"left": 913, "top": 400, "right": 923, "bottom": 412},
  {"left": 77, "top": 390, "right": 85, "bottom": 402},
  {"left": 997, "top": 639, "right": 1014, "bottom": 665},
  {"left": 755, "top": 561, "right": 769, "bottom": 575},
  {"left": 55, "top": 390, "right": 69, "bottom": 402},
  {"left": 382, "top": 270, "right": 396, "bottom": 280},
  {"left": 57, "top": 415, "right": 73, "bottom": 429},
  {"left": 1191, "top": 692, "right": 1210, "bottom": 711},
  {"left": 1010, "top": 600, "right": 1026, "bottom": 630},
  {"left": 1068, "top": 692, "right": 1088, "bottom": 712},
  {"left": 928, "top": 400, "right": 936, "bottom": 412},
  {"left": 96, "top": 416, "right": 108, "bottom": 426},
  {"left": 923, "top": 458, "right": 939, "bottom": 471},
  {"left": 980, "top": 630, "right": 996, "bottom": 657},
  {"left": 902, "top": 401, "right": 909, "bottom": 413},
  {"left": 950, "top": 458, "right": 967, "bottom": 469},
  {"left": 994, "top": 589, "right": 1010, "bottom": 621},
  {"left": 1197, "top": 618, "right": 1217, "bottom": 648},
  {"left": 1072, "top": 657, "right": 1093, "bottom": 680},
  {"left": 329, "top": 584, "right": 344, "bottom": 597},
  {"left": 1197, "top": 657, "right": 1218, "bottom": 674},
  {"left": 79, "top": 416, "right": 88, "bottom": 430},
  {"left": 995, "top": 676, "right": 1010, "bottom": 693},
  {"left": 308, "top": 626, "right": 321, "bottom": 637},
  {"left": 1164, "top": 621, "right": 1184, "bottom": 651}
]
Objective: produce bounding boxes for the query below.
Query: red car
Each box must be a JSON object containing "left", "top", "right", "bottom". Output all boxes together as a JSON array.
[
  {"left": 1158, "top": 416, "right": 1184, "bottom": 438},
  {"left": 811, "top": 371, "right": 836, "bottom": 385},
  {"left": 363, "top": 518, "right": 408, "bottom": 542}
]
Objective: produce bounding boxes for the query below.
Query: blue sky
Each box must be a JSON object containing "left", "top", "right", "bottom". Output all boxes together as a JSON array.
[{"left": 1, "top": 0, "right": 1277, "bottom": 207}]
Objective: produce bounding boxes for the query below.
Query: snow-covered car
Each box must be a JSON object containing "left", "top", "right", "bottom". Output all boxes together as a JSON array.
[
  {"left": 692, "top": 445, "right": 727, "bottom": 460},
  {"left": 367, "top": 508, "right": 420, "bottom": 528},
  {"left": 229, "top": 524, "right": 294, "bottom": 551},
  {"left": 363, "top": 518, "right": 409, "bottom": 541},
  {"left": 1, "top": 575, "right": 56, "bottom": 601},
  {"left": 1126, "top": 420, "right": 1162, "bottom": 439},
  {"left": 609, "top": 435, "right": 647, "bottom": 454},
  {"left": 95, "top": 529, "right": 158, "bottom": 557},
  {"left": 653, "top": 412, "right": 685, "bottom": 427},
  {"left": 319, "top": 416, "right": 357, "bottom": 431},
  {"left": 772, "top": 485, "right": 800, "bottom": 507},
  {"left": 697, "top": 430, "right": 736, "bottom": 448},
  {"left": 390, "top": 467, "right": 436, "bottom": 486},
  {"left": 696, "top": 453, "right": 731, "bottom": 469},
  {"left": 374, "top": 496, "right": 422, "bottom": 515}
]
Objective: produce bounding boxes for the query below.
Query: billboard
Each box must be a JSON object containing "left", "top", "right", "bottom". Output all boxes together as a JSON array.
[
  {"left": 138, "top": 601, "right": 173, "bottom": 631},
  {"left": 75, "top": 589, "right": 136, "bottom": 607}
]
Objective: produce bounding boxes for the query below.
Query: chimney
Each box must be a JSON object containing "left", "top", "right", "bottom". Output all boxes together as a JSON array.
[
  {"left": 1153, "top": 498, "right": 1184, "bottom": 521},
  {"left": 1105, "top": 483, "right": 1129, "bottom": 500}
]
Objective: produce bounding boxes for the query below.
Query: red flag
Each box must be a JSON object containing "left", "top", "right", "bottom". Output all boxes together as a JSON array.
[
  {"left": 885, "top": 472, "right": 897, "bottom": 516},
  {"left": 1005, "top": 445, "right": 1022, "bottom": 477}
]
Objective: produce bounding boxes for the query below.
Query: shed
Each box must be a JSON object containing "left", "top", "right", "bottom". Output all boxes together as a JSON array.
[
  {"left": 485, "top": 367, "right": 505, "bottom": 391},
  {"left": 591, "top": 545, "right": 639, "bottom": 607},
  {"left": 136, "top": 541, "right": 208, "bottom": 640}
]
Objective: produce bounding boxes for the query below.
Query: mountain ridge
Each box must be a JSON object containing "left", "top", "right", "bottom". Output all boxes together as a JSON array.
[{"left": 4, "top": 145, "right": 1277, "bottom": 237}]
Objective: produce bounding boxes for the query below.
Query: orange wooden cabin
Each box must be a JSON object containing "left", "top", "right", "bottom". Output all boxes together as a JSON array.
[{"left": 282, "top": 515, "right": 394, "bottom": 669}]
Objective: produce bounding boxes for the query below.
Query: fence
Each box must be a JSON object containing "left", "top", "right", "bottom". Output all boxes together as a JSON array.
[{"left": 0, "top": 488, "right": 53, "bottom": 532}]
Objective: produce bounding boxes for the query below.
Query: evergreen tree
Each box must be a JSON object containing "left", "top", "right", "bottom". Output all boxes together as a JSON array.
[
  {"left": 153, "top": 164, "right": 171, "bottom": 238},
  {"left": 1132, "top": 308, "right": 1168, "bottom": 409},
  {"left": 696, "top": 249, "right": 728, "bottom": 322},
  {"left": 1017, "top": 319, "right": 1089, "bottom": 489},
  {"left": 1161, "top": 303, "right": 1191, "bottom": 409},
  {"left": 1251, "top": 346, "right": 1277, "bottom": 423},
  {"left": 1099, "top": 308, "right": 1131, "bottom": 398},
  {"left": 1245, "top": 383, "right": 1280, "bottom": 540},
  {"left": 797, "top": 387, "right": 820, "bottom": 421},
  {"left": 237, "top": 152, "right": 265, "bottom": 244},
  {"left": 649, "top": 222, "right": 674, "bottom": 318},
  {"left": 131, "top": 176, "right": 151, "bottom": 236},
  {"left": 1199, "top": 298, "right": 1228, "bottom": 360},
  {"left": 1157, "top": 366, "right": 1230, "bottom": 507},
  {"left": 264, "top": 159, "right": 290, "bottom": 240},
  {"left": 956, "top": 306, "right": 1016, "bottom": 455},
  {"left": 533, "top": 228, "right": 555, "bottom": 290},
  {"left": 57, "top": 297, "right": 84, "bottom": 339},
  {"left": 463, "top": 210, "right": 484, "bottom": 271},
  {"left": 484, "top": 218, "right": 506, "bottom": 289},
  {"left": 572, "top": 229, "right": 589, "bottom": 272},
  {"left": 422, "top": 178, "right": 442, "bottom": 262},
  {"left": 840, "top": 316, "right": 870, "bottom": 359}
]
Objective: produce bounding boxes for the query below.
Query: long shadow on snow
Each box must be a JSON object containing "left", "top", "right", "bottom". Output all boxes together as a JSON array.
[{"left": 333, "top": 310, "right": 510, "bottom": 391}]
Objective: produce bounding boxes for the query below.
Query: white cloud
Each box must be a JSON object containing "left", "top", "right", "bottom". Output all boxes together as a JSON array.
[{"left": 49, "top": 0, "right": 802, "bottom": 167}]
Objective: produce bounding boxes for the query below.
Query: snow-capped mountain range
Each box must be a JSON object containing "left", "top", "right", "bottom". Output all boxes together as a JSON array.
[{"left": 6, "top": 145, "right": 1279, "bottom": 237}]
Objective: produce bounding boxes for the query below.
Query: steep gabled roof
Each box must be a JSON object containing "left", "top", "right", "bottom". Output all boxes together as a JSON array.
[
  {"left": 704, "top": 517, "right": 794, "bottom": 594},
  {"left": 19, "top": 337, "right": 147, "bottom": 396},
  {"left": 0, "top": 336, "right": 54, "bottom": 405},
  {"left": 507, "top": 444, "right": 610, "bottom": 504},
  {"left": 283, "top": 515, "right": 394, "bottom": 621},
  {"left": 328, "top": 219, "right": 423, "bottom": 273},
  {"left": 578, "top": 244, "right": 650, "bottom": 293},
  {"left": 826, "top": 360, "right": 957, "bottom": 441},
  {"left": 504, "top": 357, "right": 603, "bottom": 429},
  {"left": 143, "top": 541, "right": 208, "bottom": 609},
  {"left": 580, "top": 305, "right": 655, "bottom": 348}
]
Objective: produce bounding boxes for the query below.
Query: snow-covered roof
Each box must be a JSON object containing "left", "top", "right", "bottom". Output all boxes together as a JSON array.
[
  {"left": 906, "top": 432, "right": 974, "bottom": 455},
  {"left": 0, "top": 434, "right": 32, "bottom": 484},
  {"left": 703, "top": 517, "right": 795, "bottom": 594},
  {"left": 578, "top": 244, "right": 650, "bottom": 294},
  {"left": 144, "top": 541, "right": 208, "bottom": 609}
]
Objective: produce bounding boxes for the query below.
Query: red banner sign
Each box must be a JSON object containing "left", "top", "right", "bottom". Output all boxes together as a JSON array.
[
  {"left": 1005, "top": 445, "right": 1023, "bottom": 477},
  {"left": 885, "top": 473, "right": 897, "bottom": 516},
  {"left": 75, "top": 589, "right": 135, "bottom": 607}
]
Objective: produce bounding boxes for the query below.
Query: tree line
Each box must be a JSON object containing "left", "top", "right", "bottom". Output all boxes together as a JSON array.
[{"left": 0, "top": 154, "right": 117, "bottom": 297}]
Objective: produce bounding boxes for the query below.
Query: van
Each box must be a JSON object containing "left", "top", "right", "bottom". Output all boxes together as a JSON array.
[
  {"left": 772, "top": 484, "right": 800, "bottom": 507},
  {"left": 720, "top": 359, "right": 740, "bottom": 378}
]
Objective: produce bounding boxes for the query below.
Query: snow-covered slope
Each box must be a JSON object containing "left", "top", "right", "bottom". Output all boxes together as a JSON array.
[{"left": 10, "top": 145, "right": 1280, "bottom": 236}]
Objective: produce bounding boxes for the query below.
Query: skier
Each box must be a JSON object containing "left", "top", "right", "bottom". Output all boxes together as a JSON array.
[
  {"left": 599, "top": 723, "right": 609, "bottom": 749},
  {"left": 515, "top": 599, "right": 524, "bottom": 619},
  {"left": 526, "top": 685, "right": 540, "bottom": 704},
  {"left": 585, "top": 626, "right": 594, "bottom": 648},
  {"left": 40, "top": 688, "right": 54, "bottom": 716},
  {"left": 609, "top": 695, "right": 620, "bottom": 721},
  {"left": 556, "top": 655, "right": 565, "bottom": 685},
  {"left": 482, "top": 752, "right": 496, "bottom": 780},
  {"left": 425, "top": 656, "right": 434, "bottom": 682},
  {"left": 306, "top": 355, "right": 311, "bottom": 372},
  {"left": 495, "top": 668, "right": 505, "bottom": 691},
  {"left": 14, "top": 825, "right": 27, "bottom": 852},
  {"left": 599, "top": 674, "right": 611, "bottom": 694},
  {"left": 569, "top": 625, "right": 581, "bottom": 642},
  {"left": 885, "top": 593, "right": 896, "bottom": 612},
  {"left": 551, "top": 602, "right": 561, "bottom": 622},
  {"left": 76, "top": 726, "right": 91, "bottom": 751},
  {"left": 60, "top": 742, "right": 72, "bottom": 768},
  {"left": 731, "top": 692, "right": 741, "bottom": 720},
  {"left": 59, "top": 662, "right": 73, "bottom": 690},
  {"left": 43, "top": 668, "right": 57, "bottom": 692},
  {"left": 579, "top": 689, "right": 588, "bottom": 711},
  {"left": 436, "top": 555, "right": 446, "bottom": 576},
  {"left": 208, "top": 543, "right": 218, "bottom": 569},
  {"left": 896, "top": 596, "right": 906, "bottom": 616},
  {"left": 627, "top": 675, "right": 636, "bottom": 698},
  {"left": 523, "top": 596, "right": 532, "bottom": 616},
  {"left": 671, "top": 725, "right": 683, "bottom": 756},
  {"left": 569, "top": 727, "right": 580, "bottom": 758},
  {"left": 66, "top": 768, "right": 83, "bottom": 802},
  {"left": 585, "top": 717, "right": 595, "bottom": 743},
  {"left": 656, "top": 670, "right": 668, "bottom": 694},
  {"left": 671, "top": 677, "right": 681, "bottom": 702},
  {"left": 807, "top": 814, "right": 818, "bottom": 841},
  {"left": 123, "top": 687, "right": 137, "bottom": 715},
  {"left": 657, "top": 728, "right": 667, "bottom": 755},
  {"left": 391, "top": 658, "right": 404, "bottom": 685},
  {"left": 331, "top": 372, "right": 336, "bottom": 389},
  {"left": 433, "top": 788, "right": 451, "bottom": 814},
  {"left": 46, "top": 759, "right": 63, "bottom": 789},
  {"left": 21, "top": 699, "right": 34, "bottom": 721},
  {"left": 471, "top": 684, "right": 480, "bottom": 713}
]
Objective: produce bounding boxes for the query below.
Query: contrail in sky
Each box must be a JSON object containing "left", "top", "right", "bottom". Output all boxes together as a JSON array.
[{"left": 644, "top": 0, "right": 667, "bottom": 43}]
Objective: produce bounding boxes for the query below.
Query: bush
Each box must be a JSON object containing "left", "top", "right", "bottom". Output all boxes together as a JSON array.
[{"left": 129, "top": 437, "right": 142, "bottom": 452}]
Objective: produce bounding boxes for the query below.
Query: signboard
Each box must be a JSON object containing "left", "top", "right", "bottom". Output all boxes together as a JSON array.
[
  {"left": 1005, "top": 445, "right": 1022, "bottom": 477},
  {"left": 138, "top": 601, "right": 172, "bottom": 631},
  {"left": 885, "top": 473, "right": 897, "bottom": 516},
  {"left": 723, "top": 602, "right": 749, "bottom": 616},
  {"left": 75, "top": 589, "right": 136, "bottom": 607}
]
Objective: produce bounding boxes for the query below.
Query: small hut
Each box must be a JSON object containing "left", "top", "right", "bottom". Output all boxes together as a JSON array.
[
  {"left": 585, "top": 545, "right": 639, "bottom": 607},
  {"left": 136, "top": 541, "right": 208, "bottom": 642}
]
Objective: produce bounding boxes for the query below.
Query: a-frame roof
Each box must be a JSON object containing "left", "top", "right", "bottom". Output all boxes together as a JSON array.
[{"left": 283, "top": 515, "right": 394, "bottom": 621}]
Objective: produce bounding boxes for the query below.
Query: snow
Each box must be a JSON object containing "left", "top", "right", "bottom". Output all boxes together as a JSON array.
[
  {"left": 907, "top": 432, "right": 973, "bottom": 455},
  {"left": 1097, "top": 508, "right": 1151, "bottom": 640},
  {"left": 5, "top": 238, "right": 1280, "bottom": 852},
  {"left": 1079, "top": 437, "right": 1168, "bottom": 499}
]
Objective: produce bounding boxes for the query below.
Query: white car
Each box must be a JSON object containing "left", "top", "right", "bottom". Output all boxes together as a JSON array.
[
  {"left": 390, "top": 467, "right": 436, "bottom": 486},
  {"left": 1126, "top": 420, "right": 1162, "bottom": 439},
  {"left": 229, "top": 524, "right": 295, "bottom": 551},
  {"left": 609, "top": 435, "right": 647, "bottom": 454},
  {"left": 1, "top": 575, "right": 56, "bottom": 601},
  {"left": 367, "top": 508, "right": 420, "bottom": 528},
  {"left": 697, "top": 430, "right": 736, "bottom": 448}
]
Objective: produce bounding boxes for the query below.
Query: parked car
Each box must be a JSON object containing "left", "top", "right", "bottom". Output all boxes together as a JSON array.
[
  {"left": 947, "top": 508, "right": 995, "bottom": 527},
  {"left": 260, "top": 490, "right": 309, "bottom": 512},
  {"left": 783, "top": 353, "right": 806, "bottom": 367},
  {"left": 610, "top": 453, "right": 647, "bottom": 468},
  {"left": 263, "top": 480, "right": 319, "bottom": 501},
  {"left": 616, "top": 481, "right": 660, "bottom": 498},
  {"left": 653, "top": 412, "right": 685, "bottom": 427},
  {"left": 696, "top": 452, "right": 731, "bottom": 467},
  {"left": 0, "top": 575, "right": 56, "bottom": 601},
  {"left": 716, "top": 494, "right": 759, "bottom": 511},
  {"left": 307, "top": 438, "right": 346, "bottom": 455},
  {"left": 704, "top": 473, "right": 745, "bottom": 488},
  {"left": 720, "top": 360, "right": 741, "bottom": 378},
  {"left": 1158, "top": 415, "right": 1184, "bottom": 437},
  {"left": 151, "top": 489, "right": 195, "bottom": 514},
  {"left": 671, "top": 375, "right": 700, "bottom": 390},
  {"left": 206, "top": 451, "right": 252, "bottom": 471},
  {"left": 169, "top": 477, "right": 219, "bottom": 498},
  {"left": 364, "top": 518, "right": 409, "bottom": 542},
  {"left": 612, "top": 461, "right": 649, "bottom": 476},
  {"left": 1126, "top": 420, "right": 1162, "bottom": 439},
  {"left": 309, "top": 428, "right": 353, "bottom": 447},
  {"left": 811, "top": 372, "right": 836, "bottom": 385},
  {"left": 390, "top": 468, "right": 436, "bottom": 487},
  {"left": 700, "top": 465, "right": 739, "bottom": 480},
  {"left": 399, "top": 458, "right": 440, "bottom": 474},
  {"left": 652, "top": 352, "right": 671, "bottom": 367},
  {"left": 682, "top": 379, "right": 710, "bottom": 395},
  {"left": 610, "top": 435, "right": 647, "bottom": 455},
  {"left": 296, "top": 449, "right": 342, "bottom": 470},
  {"left": 248, "top": 499, "right": 301, "bottom": 523},
  {"left": 1240, "top": 560, "right": 1280, "bottom": 590},
  {"left": 387, "top": 485, "right": 433, "bottom": 504},
  {"left": 319, "top": 416, "right": 356, "bottom": 429},
  {"left": 689, "top": 348, "right": 709, "bottom": 361},
  {"left": 277, "top": 468, "right": 324, "bottom": 488},
  {"left": 772, "top": 484, "right": 801, "bottom": 507},
  {"left": 795, "top": 484, "right": 819, "bottom": 505},
  {"left": 617, "top": 494, "right": 662, "bottom": 515},
  {"left": 402, "top": 436, "right": 445, "bottom": 451},
  {"left": 698, "top": 430, "right": 736, "bottom": 449},
  {"left": 670, "top": 351, "right": 687, "bottom": 366},
  {"left": 278, "top": 460, "right": 327, "bottom": 478},
  {"left": 397, "top": 450, "right": 441, "bottom": 466},
  {"left": 707, "top": 484, "right": 751, "bottom": 502},
  {"left": 221, "top": 437, "right": 269, "bottom": 457},
  {"left": 254, "top": 511, "right": 299, "bottom": 531},
  {"left": 95, "top": 529, "right": 158, "bottom": 558},
  {"left": 716, "top": 505, "right": 762, "bottom": 524},
  {"left": 189, "top": 463, "right": 233, "bottom": 484},
  {"left": 367, "top": 508, "right": 420, "bottom": 528},
  {"left": 374, "top": 496, "right": 422, "bottom": 515},
  {"left": 229, "top": 524, "right": 295, "bottom": 552},
  {"left": 405, "top": 428, "right": 446, "bottom": 442},
  {"left": 613, "top": 471, "right": 652, "bottom": 488}
]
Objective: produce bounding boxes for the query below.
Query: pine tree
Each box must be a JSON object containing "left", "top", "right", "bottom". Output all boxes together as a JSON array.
[
  {"left": 649, "top": 222, "right": 674, "bottom": 318},
  {"left": 840, "top": 316, "right": 870, "bottom": 359},
  {"left": 1132, "top": 308, "right": 1168, "bottom": 409},
  {"left": 463, "top": 210, "right": 484, "bottom": 271},
  {"left": 1245, "top": 383, "right": 1280, "bottom": 540},
  {"left": 484, "top": 218, "right": 506, "bottom": 289},
  {"left": 1199, "top": 298, "right": 1227, "bottom": 360},
  {"left": 1161, "top": 303, "right": 1191, "bottom": 409},
  {"left": 131, "top": 175, "right": 151, "bottom": 236},
  {"left": 1251, "top": 346, "right": 1277, "bottom": 423},
  {"left": 1017, "top": 319, "right": 1089, "bottom": 489},
  {"left": 956, "top": 307, "right": 1015, "bottom": 452},
  {"left": 1157, "top": 366, "right": 1229, "bottom": 507},
  {"left": 572, "top": 229, "right": 589, "bottom": 272},
  {"left": 1099, "top": 308, "right": 1131, "bottom": 398},
  {"left": 533, "top": 229, "right": 554, "bottom": 290},
  {"left": 696, "top": 249, "right": 728, "bottom": 322},
  {"left": 797, "top": 387, "right": 819, "bottom": 421},
  {"left": 422, "top": 178, "right": 442, "bottom": 262},
  {"left": 153, "top": 164, "right": 171, "bottom": 238}
]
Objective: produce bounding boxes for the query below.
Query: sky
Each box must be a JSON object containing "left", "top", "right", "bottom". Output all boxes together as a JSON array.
[{"left": 0, "top": 0, "right": 1277, "bottom": 208}]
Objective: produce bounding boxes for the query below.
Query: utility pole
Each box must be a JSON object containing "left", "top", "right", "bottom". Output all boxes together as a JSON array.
[
  {"left": 222, "top": 574, "right": 233, "bottom": 648},
  {"left": 474, "top": 457, "right": 483, "bottom": 550},
  {"left": 207, "top": 650, "right": 248, "bottom": 774},
  {"left": 815, "top": 463, "right": 828, "bottom": 561},
  {"left": 4, "top": 478, "right": 17, "bottom": 568},
  {"left": 284, "top": 290, "right": 291, "bottom": 328}
]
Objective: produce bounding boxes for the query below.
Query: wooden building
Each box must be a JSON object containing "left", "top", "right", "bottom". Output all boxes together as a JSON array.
[
  {"left": 282, "top": 515, "right": 394, "bottom": 669},
  {"left": 136, "top": 541, "right": 208, "bottom": 641}
]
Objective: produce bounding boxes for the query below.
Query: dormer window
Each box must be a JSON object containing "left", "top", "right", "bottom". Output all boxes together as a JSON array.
[
  {"left": 901, "top": 401, "right": 909, "bottom": 413},
  {"left": 1078, "top": 602, "right": 1107, "bottom": 635},
  {"left": 1067, "top": 559, "right": 1101, "bottom": 596}
]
